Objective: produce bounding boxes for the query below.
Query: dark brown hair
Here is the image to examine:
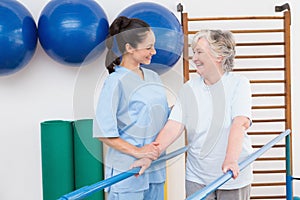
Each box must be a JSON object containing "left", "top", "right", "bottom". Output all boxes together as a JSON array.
[{"left": 105, "top": 16, "right": 151, "bottom": 73}]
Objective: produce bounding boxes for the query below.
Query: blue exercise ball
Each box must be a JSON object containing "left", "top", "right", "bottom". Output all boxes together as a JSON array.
[
  {"left": 0, "top": 0, "right": 37, "bottom": 76},
  {"left": 118, "top": 2, "right": 183, "bottom": 74},
  {"left": 38, "top": 0, "right": 109, "bottom": 66}
]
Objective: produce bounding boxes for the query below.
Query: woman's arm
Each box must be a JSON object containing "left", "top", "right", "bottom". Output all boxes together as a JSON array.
[
  {"left": 99, "top": 137, "right": 160, "bottom": 160},
  {"left": 131, "top": 119, "right": 185, "bottom": 175},
  {"left": 222, "top": 116, "right": 251, "bottom": 179},
  {"left": 155, "top": 119, "right": 185, "bottom": 155}
]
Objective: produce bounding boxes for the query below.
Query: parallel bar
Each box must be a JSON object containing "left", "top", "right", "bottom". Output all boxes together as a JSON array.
[
  {"left": 186, "top": 129, "right": 290, "bottom": 200},
  {"left": 58, "top": 146, "right": 189, "bottom": 200}
]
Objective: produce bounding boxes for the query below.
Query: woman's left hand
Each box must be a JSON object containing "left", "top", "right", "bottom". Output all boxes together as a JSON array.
[{"left": 134, "top": 142, "right": 160, "bottom": 160}]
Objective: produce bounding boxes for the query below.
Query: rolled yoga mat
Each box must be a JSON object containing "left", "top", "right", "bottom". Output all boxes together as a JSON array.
[
  {"left": 41, "top": 120, "right": 75, "bottom": 200},
  {"left": 73, "top": 119, "right": 104, "bottom": 200}
]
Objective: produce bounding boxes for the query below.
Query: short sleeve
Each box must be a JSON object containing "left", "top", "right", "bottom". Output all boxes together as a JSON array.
[
  {"left": 168, "top": 97, "right": 183, "bottom": 124},
  {"left": 93, "top": 76, "right": 121, "bottom": 138},
  {"left": 231, "top": 76, "right": 252, "bottom": 121}
]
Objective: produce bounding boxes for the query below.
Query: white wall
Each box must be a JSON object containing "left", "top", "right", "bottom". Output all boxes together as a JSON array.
[{"left": 0, "top": 0, "right": 299, "bottom": 199}]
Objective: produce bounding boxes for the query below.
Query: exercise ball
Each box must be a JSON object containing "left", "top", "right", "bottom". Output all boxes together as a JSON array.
[
  {"left": 118, "top": 2, "right": 183, "bottom": 74},
  {"left": 0, "top": 0, "right": 37, "bottom": 76},
  {"left": 38, "top": 0, "right": 109, "bottom": 66}
]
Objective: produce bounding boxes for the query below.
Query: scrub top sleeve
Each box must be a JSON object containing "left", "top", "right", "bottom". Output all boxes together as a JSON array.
[
  {"left": 231, "top": 76, "right": 252, "bottom": 121},
  {"left": 93, "top": 77, "right": 121, "bottom": 138}
]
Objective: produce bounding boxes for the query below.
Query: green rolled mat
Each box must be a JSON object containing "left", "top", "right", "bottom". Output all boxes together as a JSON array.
[
  {"left": 41, "top": 120, "right": 75, "bottom": 200},
  {"left": 73, "top": 119, "right": 104, "bottom": 200}
]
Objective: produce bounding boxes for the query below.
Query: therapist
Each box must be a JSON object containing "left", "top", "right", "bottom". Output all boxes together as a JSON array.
[{"left": 93, "top": 16, "right": 169, "bottom": 200}]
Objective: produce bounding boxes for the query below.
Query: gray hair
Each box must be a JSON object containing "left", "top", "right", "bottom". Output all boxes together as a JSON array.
[{"left": 191, "top": 30, "right": 236, "bottom": 72}]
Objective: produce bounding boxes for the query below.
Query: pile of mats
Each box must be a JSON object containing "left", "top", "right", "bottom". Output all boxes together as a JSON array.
[{"left": 41, "top": 119, "right": 104, "bottom": 200}]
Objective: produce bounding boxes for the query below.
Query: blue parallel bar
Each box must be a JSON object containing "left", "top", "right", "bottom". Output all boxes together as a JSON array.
[
  {"left": 186, "top": 129, "right": 291, "bottom": 200},
  {"left": 58, "top": 145, "right": 189, "bottom": 200},
  {"left": 285, "top": 132, "right": 292, "bottom": 200},
  {"left": 286, "top": 175, "right": 293, "bottom": 200}
]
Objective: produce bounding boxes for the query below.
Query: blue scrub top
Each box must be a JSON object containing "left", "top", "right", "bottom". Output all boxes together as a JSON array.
[{"left": 93, "top": 66, "right": 169, "bottom": 193}]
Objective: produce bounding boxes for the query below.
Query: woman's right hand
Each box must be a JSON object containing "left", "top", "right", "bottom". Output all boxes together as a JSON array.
[{"left": 130, "top": 157, "right": 152, "bottom": 176}]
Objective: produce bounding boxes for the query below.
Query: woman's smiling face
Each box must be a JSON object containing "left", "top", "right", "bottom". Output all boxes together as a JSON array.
[
  {"left": 132, "top": 30, "right": 156, "bottom": 65},
  {"left": 192, "top": 37, "right": 223, "bottom": 83}
]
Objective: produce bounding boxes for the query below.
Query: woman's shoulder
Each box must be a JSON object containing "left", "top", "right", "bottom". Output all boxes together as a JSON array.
[
  {"left": 102, "top": 68, "right": 126, "bottom": 87},
  {"left": 223, "top": 73, "right": 251, "bottom": 93},
  {"left": 105, "top": 71, "right": 120, "bottom": 82},
  {"left": 226, "top": 72, "right": 250, "bottom": 84}
]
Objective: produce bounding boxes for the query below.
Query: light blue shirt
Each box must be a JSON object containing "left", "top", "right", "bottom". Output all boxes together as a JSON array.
[{"left": 93, "top": 66, "right": 169, "bottom": 193}]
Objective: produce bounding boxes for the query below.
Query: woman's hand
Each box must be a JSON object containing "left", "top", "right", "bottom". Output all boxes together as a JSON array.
[
  {"left": 130, "top": 157, "right": 152, "bottom": 176},
  {"left": 222, "top": 158, "right": 239, "bottom": 179},
  {"left": 133, "top": 142, "right": 160, "bottom": 160},
  {"left": 99, "top": 137, "right": 161, "bottom": 160}
]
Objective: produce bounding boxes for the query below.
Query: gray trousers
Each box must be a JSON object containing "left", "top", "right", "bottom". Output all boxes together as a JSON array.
[{"left": 186, "top": 180, "right": 251, "bottom": 200}]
